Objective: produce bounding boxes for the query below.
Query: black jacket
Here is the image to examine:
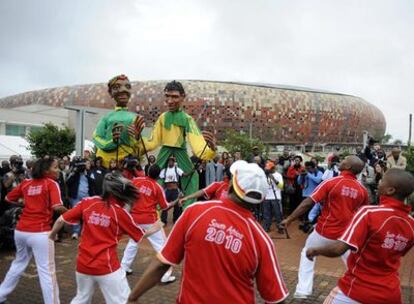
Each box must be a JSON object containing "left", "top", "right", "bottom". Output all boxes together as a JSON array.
[{"left": 66, "top": 170, "right": 95, "bottom": 199}]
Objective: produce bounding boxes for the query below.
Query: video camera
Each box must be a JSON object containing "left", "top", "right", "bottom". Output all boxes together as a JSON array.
[{"left": 73, "top": 157, "right": 87, "bottom": 172}]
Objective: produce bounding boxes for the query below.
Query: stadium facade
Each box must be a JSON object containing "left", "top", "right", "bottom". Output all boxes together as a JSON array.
[{"left": 0, "top": 80, "right": 386, "bottom": 145}]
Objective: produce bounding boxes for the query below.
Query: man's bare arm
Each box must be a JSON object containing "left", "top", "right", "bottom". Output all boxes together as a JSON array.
[{"left": 306, "top": 241, "right": 351, "bottom": 261}]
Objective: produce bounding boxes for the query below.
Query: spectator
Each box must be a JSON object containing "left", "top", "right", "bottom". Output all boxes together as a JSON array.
[
  {"left": 205, "top": 155, "right": 224, "bottom": 186},
  {"left": 262, "top": 160, "right": 284, "bottom": 233},
  {"left": 197, "top": 161, "right": 207, "bottom": 190},
  {"left": 91, "top": 157, "right": 107, "bottom": 196},
  {"left": 286, "top": 155, "right": 305, "bottom": 214},
  {"left": 322, "top": 155, "right": 340, "bottom": 181},
  {"left": 144, "top": 155, "right": 156, "bottom": 176},
  {"left": 310, "top": 157, "right": 324, "bottom": 173},
  {"left": 359, "top": 158, "right": 376, "bottom": 204},
  {"left": 108, "top": 159, "right": 118, "bottom": 172},
  {"left": 298, "top": 161, "right": 323, "bottom": 198},
  {"left": 386, "top": 147, "right": 407, "bottom": 170},
  {"left": 24, "top": 159, "right": 35, "bottom": 179},
  {"left": 128, "top": 160, "right": 289, "bottom": 303},
  {"left": 2, "top": 156, "right": 26, "bottom": 202},
  {"left": 159, "top": 156, "right": 187, "bottom": 224},
  {"left": 66, "top": 157, "right": 95, "bottom": 239},
  {"left": 219, "top": 151, "right": 229, "bottom": 165},
  {"left": 234, "top": 151, "right": 242, "bottom": 161},
  {"left": 248, "top": 146, "right": 265, "bottom": 168},
  {"left": 122, "top": 156, "right": 144, "bottom": 180}
]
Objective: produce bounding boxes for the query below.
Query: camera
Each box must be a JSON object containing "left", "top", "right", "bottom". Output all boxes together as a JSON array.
[{"left": 73, "top": 158, "right": 87, "bottom": 172}]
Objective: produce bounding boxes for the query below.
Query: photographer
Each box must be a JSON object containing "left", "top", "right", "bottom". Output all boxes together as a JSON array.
[
  {"left": 66, "top": 157, "right": 95, "bottom": 239},
  {"left": 322, "top": 155, "right": 340, "bottom": 181},
  {"left": 1, "top": 156, "right": 26, "bottom": 215},
  {"left": 262, "top": 160, "right": 284, "bottom": 233},
  {"left": 122, "top": 155, "right": 145, "bottom": 180}
]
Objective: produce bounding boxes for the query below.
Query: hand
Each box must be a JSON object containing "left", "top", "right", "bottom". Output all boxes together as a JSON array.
[
  {"left": 306, "top": 248, "right": 318, "bottom": 261},
  {"left": 48, "top": 232, "right": 56, "bottom": 241},
  {"left": 128, "top": 115, "right": 145, "bottom": 139},
  {"left": 280, "top": 218, "right": 292, "bottom": 228},
  {"left": 112, "top": 124, "right": 123, "bottom": 142},
  {"left": 178, "top": 197, "right": 187, "bottom": 207},
  {"left": 202, "top": 130, "right": 216, "bottom": 151}
]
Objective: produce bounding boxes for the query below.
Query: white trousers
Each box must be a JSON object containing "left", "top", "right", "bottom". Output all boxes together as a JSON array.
[
  {"left": 71, "top": 268, "right": 130, "bottom": 304},
  {"left": 0, "top": 230, "right": 60, "bottom": 304},
  {"left": 323, "top": 287, "right": 360, "bottom": 304},
  {"left": 296, "top": 230, "right": 349, "bottom": 295},
  {"left": 121, "top": 223, "right": 167, "bottom": 270}
]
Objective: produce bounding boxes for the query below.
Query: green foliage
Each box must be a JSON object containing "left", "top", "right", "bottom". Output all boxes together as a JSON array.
[
  {"left": 220, "top": 130, "right": 264, "bottom": 160},
  {"left": 404, "top": 146, "right": 414, "bottom": 174},
  {"left": 340, "top": 149, "right": 351, "bottom": 159},
  {"left": 312, "top": 154, "right": 325, "bottom": 163},
  {"left": 27, "top": 123, "right": 75, "bottom": 158},
  {"left": 380, "top": 133, "right": 393, "bottom": 144},
  {"left": 393, "top": 139, "right": 403, "bottom": 145}
]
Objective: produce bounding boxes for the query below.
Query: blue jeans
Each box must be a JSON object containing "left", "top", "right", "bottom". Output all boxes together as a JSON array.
[
  {"left": 69, "top": 197, "right": 85, "bottom": 235},
  {"left": 262, "top": 199, "right": 282, "bottom": 230}
]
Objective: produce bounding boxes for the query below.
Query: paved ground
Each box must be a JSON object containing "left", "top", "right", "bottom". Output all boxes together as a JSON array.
[{"left": 0, "top": 224, "right": 413, "bottom": 304}]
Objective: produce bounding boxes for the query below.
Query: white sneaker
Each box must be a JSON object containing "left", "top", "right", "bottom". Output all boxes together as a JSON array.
[
  {"left": 160, "top": 275, "right": 176, "bottom": 284},
  {"left": 294, "top": 292, "right": 309, "bottom": 299},
  {"left": 71, "top": 233, "right": 79, "bottom": 240}
]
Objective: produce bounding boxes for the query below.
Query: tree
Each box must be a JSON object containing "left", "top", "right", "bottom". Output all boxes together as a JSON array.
[
  {"left": 27, "top": 123, "right": 76, "bottom": 158},
  {"left": 381, "top": 133, "right": 393, "bottom": 144},
  {"left": 393, "top": 139, "right": 403, "bottom": 145},
  {"left": 404, "top": 146, "right": 414, "bottom": 174},
  {"left": 220, "top": 130, "right": 264, "bottom": 160}
]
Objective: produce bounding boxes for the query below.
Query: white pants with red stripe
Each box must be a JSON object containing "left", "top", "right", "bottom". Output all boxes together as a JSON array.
[
  {"left": 71, "top": 268, "right": 130, "bottom": 304},
  {"left": 323, "top": 287, "right": 360, "bottom": 304},
  {"left": 121, "top": 223, "right": 166, "bottom": 269},
  {"left": 0, "top": 230, "right": 60, "bottom": 304},
  {"left": 295, "top": 230, "right": 349, "bottom": 296}
]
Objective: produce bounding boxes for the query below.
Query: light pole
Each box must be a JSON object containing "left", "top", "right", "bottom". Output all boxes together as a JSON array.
[{"left": 65, "top": 106, "right": 97, "bottom": 156}]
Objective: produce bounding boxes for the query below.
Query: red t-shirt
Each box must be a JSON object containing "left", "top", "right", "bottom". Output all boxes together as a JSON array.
[
  {"left": 158, "top": 198, "right": 289, "bottom": 304},
  {"left": 310, "top": 171, "right": 369, "bottom": 239},
  {"left": 337, "top": 197, "right": 414, "bottom": 304},
  {"left": 62, "top": 196, "right": 144, "bottom": 275},
  {"left": 130, "top": 176, "right": 168, "bottom": 224},
  {"left": 6, "top": 178, "right": 63, "bottom": 232},
  {"left": 202, "top": 180, "right": 229, "bottom": 200}
]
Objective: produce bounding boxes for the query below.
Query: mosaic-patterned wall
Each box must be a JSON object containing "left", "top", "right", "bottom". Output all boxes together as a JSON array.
[{"left": 0, "top": 80, "right": 386, "bottom": 144}]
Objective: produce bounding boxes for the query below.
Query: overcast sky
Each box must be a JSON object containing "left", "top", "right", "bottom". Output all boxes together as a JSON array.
[{"left": 0, "top": 0, "right": 413, "bottom": 141}]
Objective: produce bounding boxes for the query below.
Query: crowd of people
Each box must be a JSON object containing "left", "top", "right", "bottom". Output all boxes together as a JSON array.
[{"left": 0, "top": 76, "right": 413, "bottom": 304}]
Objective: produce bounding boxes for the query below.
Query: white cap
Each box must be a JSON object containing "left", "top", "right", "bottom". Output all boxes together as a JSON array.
[{"left": 230, "top": 160, "right": 268, "bottom": 204}]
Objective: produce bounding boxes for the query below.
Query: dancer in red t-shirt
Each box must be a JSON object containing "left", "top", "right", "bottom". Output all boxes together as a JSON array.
[
  {"left": 49, "top": 173, "right": 145, "bottom": 304},
  {"left": 307, "top": 168, "right": 414, "bottom": 304},
  {"left": 0, "top": 157, "right": 67, "bottom": 304},
  {"left": 121, "top": 164, "right": 178, "bottom": 283},
  {"left": 127, "top": 160, "right": 289, "bottom": 303},
  {"left": 281, "top": 155, "right": 368, "bottom": 299}
]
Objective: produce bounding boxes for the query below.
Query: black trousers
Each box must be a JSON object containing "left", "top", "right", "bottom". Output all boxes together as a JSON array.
[{"left": 161, "top": 188, "right": 182, "bottom": 224}]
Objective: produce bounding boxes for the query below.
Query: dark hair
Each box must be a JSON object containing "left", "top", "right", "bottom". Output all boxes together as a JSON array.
[
  {"left": 148, "top": 164, "right": 161, "bottom": 179},
  {"left": 32, "top": 157, "right": 55, "bottom": 179},
  {"left": 294, "top": 155, "right": 303, "bottom": 162},
  {"left": 101, "top": 173, "right": 139, "bottom": 206},
  {"left": 164, "top": 80, "right": 185, "bottom": 95},
  {"left": 304, "top": 161, "right": 316, "bottom": 168}
]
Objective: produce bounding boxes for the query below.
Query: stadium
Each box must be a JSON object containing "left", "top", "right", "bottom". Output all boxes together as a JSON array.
[{"left": 0, "top": 80, "right": 386, "bottom": 146}]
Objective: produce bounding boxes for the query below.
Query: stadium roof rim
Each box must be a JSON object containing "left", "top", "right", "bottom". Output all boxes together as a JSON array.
[{"left": 181, "top": 79, "right": 355, "bottom": 97}]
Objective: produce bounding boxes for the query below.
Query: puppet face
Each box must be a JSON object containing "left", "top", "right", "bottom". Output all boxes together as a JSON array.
[
  {"left": 165, "top": 90, "right": 184, "bottom": 112},
  {"left": 109, "top": 78, "right": 132, "bottom": 107}
]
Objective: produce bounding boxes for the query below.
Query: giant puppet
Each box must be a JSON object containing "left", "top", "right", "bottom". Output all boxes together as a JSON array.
[
  {"left": 142, "top": 81, "right": 216, "bottom": 207},
  {"left": 93, "top": 75, "right": 144, "bottom": 168}
]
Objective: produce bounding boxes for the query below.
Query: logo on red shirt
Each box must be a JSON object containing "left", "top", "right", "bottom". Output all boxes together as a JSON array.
[
  {"left": 340, "top": 186, "right": 358, "bottom": 199},
  {"left": 204, "top": 219, "right": 244, "bottom": 254},
  {"left": 87, "top": 211, "right": 111, "bottom": 227},
  {"left": 381, "top": 232, "right": 408, "bottom": 251},
  {"left": 27, "top": 185, "right": 43, "bottom": 196}
]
